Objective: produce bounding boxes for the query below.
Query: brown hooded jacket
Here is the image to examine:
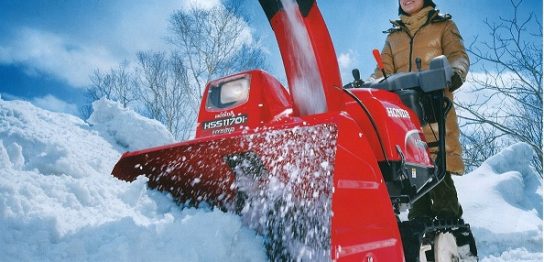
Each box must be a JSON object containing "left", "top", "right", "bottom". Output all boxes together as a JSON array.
[{"left": 373, "top": 9, "right": 469, "bottom": 175}]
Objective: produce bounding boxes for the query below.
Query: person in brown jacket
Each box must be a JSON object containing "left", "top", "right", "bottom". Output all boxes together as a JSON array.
[{"left": 373, "top": 0, "right": 469, "bottom": 220}]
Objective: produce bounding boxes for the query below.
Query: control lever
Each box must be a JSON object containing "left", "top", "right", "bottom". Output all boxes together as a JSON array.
[
  {"left": 352, "top": 68, "right": 360, "bottom": 81},
  {"left": 352, "top": 69, "right": 363, "bottom": 88},
  {"left": 373, "top": 49, "right": 388, "bottom": 79}
]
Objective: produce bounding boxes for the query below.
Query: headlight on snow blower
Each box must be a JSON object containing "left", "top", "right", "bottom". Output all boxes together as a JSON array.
[{"left": 207, "top": 77, "right": 250, "bottom": 110}]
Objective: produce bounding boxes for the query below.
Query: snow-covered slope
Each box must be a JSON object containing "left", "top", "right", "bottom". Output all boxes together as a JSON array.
[
  {"left": 87, "top": 98, "right": 176, "bottom": 152},
  {"left": 0, "top": 97, "right": 541, "bottom": 261},
  {"left": 454, "top": 142, "right": 543, "bottom": 261},
  {"left": 0, "top": 98, "right": 266, "bottom": 261}
]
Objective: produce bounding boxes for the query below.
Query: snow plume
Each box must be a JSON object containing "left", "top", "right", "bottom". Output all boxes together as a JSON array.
[
  {"left": 0, "top": 98, "right": 266, "bottom": 261},
  {"left": 234, "top": 124, "right": 337, "bottom": 261},
  {"left": 280, "top": 0, "right": 327, "bottom": 115},
  {"left": 454, "top": 142, "right": 543, "bottom": 260},
  {"left": 123, "top": 123, "right": 337, "bottom": 261}
]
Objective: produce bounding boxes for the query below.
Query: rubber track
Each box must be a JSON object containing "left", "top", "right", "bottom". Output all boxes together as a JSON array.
[{"left": 399, "top": 218, "right": 478, "bottom": 262}]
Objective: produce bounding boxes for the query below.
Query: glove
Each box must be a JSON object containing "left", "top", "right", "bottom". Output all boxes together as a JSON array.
[
  {"left": 450, "top": 72, "right": 463, "bottom": 92},
  {"left": 343, "top": 79, "right": 365, "bottom": 89},
  {"left": 352, "top": 79, "right": 364, "bottom": 88}
]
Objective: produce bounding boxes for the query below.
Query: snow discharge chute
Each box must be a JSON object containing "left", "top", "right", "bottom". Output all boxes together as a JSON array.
[
  {"left": 260, "top": 0, "right": 343, "bottom": 116},
  {"left": 112, "top": 0, "right": 477, "bottom": 260}
]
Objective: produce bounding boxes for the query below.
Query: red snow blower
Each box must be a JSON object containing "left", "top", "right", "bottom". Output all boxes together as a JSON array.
[{"left": 112, "top": 0, "right": 477, "bottom": 260}]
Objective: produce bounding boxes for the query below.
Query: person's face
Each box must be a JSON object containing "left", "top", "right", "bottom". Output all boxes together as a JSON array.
[{"left": 400, "top": 0, "right": 424, "bottom": 15}]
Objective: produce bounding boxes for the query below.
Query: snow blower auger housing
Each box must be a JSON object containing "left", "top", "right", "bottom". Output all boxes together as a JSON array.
[{"left": 112, "top": 0, "right": 477, "bottom": 261}]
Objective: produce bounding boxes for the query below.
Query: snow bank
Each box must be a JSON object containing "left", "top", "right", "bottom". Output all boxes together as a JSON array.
[
  {"left": 455, "top": 142, "right": 543, "bottom": 260},
  {"left": 0, "top": 99, "right": 118, "bottom": 178},
  {"left": 87, "top": 98, "right": 175, "bottom": 151},
  {"left": 0, "top": 98, "right": 266, "bottom": 261}
]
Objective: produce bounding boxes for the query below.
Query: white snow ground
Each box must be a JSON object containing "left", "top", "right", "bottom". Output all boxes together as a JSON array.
[
  {"left": 454, "top": 142, "right": 543, "bottom": 261},
  {"left": 0, "top": 97, "right": 541, "bottom": 261},
  {"left": 0, "top": 98, "right": 266, "bottom": 261}
]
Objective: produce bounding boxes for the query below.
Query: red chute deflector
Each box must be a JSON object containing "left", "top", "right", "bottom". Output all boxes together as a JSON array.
[{"left": 259, "top": 0, "right": 344, "bottom": 116}]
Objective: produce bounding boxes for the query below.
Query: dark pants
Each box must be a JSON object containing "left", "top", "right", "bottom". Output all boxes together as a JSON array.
[{"left": 408, "top": 172, "right": 463, "bottom": 220}]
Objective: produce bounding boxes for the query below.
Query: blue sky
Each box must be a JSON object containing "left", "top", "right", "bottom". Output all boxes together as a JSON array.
[{"left": 0, "top": 0, "right": 541, "bottom": 117}]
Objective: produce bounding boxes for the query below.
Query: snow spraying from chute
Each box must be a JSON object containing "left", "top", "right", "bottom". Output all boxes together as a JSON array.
[
  {"left": 280, "top": 0, "right": 327, "bottom": 115},
  {"left": 232, "top": 124, "right": 336, "bottom": 260}
]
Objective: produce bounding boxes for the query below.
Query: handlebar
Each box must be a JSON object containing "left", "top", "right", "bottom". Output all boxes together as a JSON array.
[{"left": 345, "top": 55, "right": 453, "bottom": 93}]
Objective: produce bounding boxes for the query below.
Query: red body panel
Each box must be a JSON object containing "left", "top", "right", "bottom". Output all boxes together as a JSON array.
[
  {"left": 330, "top": 114, "right": 404, "bottom": 261},
  {"left": 344, "top": 88, "right": 433, "bottom": 167}
]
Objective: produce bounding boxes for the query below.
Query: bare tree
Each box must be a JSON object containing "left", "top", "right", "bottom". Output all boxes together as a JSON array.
[
  {"left": 134, "top": 51, "right": 195, "bottom": 139},
  {"left": 81, "top": 62, "right": 137, "bottom": 118},
  {"left": 168, "top": 2, "right": 266, "bottom": 99},
  {"left": 456, "top": 0, "right": 542, "bottom": 174},
  {"left": 87, "top": 62, "right": 137, "bottom": 108},
  {"left": 460, "top": 126, "right": 502, "bottom": 170}
]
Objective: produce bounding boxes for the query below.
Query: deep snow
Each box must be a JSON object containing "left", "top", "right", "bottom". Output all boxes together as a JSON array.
[
  {"left": 0, "top": 97, "right": 541, "bottom": 261},
  {"left": 0, "top": 98, "right": 266, "bottom": 261},
  {"left": 453, "top": 142, "right": 543, "bottom": 261}
]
